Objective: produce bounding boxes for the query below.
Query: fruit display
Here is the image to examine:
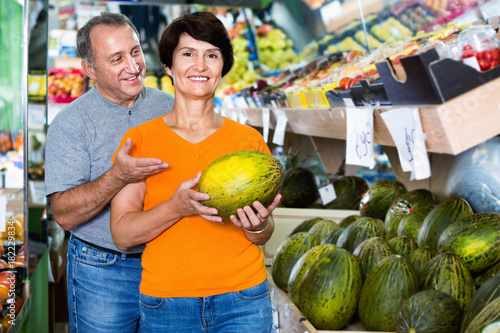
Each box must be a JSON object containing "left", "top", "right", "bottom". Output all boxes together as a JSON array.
[
  {"left": 47, "top": 69, "right": 86, "bottom": 103},
  {"left": 198, "top": 150, "right": 284, "bottom": 222},
  {"left": 370, "top": 16, "right": 413, "bottom": 43},
  {"left": 269, "top": 178, "right": 500, "bottom": 331},
  {"left": 256, "top": 25, "right": 297, "bottom": 71},
  {"left": 396, "top": 4, "right": 437, "bottom": 32},
  {"left": 459, "top": 25, "right": 500, "bottom": 71}
]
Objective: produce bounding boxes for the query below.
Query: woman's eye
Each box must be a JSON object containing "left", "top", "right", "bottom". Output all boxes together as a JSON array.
[
  {"left": 208, "top": 53, "right": 218, "bottom": 59},
  {"left": 183, "top": 52, "right": 192, "bottom": 57}
]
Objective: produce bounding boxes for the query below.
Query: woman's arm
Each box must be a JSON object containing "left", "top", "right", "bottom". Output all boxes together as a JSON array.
[{"left": 110, "top": 172, "right": 221, "bottom": 250}]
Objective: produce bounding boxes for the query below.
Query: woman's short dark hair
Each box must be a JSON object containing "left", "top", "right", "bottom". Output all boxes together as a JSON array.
[
  {"left": 77, "top": 12, "right": 140, "bottom": 64},
  {"left": 158, "top": 11, "right": 234, "bottom": 78}
]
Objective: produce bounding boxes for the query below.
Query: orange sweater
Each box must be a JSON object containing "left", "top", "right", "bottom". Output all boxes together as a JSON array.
[{"left": 117, "top": 116, "right": 271, "bottom": 297}]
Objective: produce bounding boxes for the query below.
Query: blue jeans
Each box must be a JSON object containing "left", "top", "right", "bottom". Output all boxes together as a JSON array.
[
  {"left": 67, "top": 235, "right": 143, "bottom": 333},
  {"left": 139, "top": 280, "right": 273, "bottom": 333}
]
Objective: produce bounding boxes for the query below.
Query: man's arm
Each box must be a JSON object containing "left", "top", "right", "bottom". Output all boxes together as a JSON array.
[{"left": 50, "top": 138, "right": 169, "bottom": 231}]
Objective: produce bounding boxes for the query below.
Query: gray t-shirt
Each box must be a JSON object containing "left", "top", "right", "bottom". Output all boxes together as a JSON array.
[{"left": 45, "top": 86, "right": 175, "bottom": 253}]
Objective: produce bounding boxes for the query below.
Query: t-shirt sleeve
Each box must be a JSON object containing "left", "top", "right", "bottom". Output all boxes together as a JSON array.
[{"left": 45, "top": 116, "right": 91, "bottom": 197}]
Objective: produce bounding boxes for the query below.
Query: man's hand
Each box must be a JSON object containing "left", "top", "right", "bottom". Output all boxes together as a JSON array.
[{"left": 112, "top": 138, "right": 169, "bottom": 185}]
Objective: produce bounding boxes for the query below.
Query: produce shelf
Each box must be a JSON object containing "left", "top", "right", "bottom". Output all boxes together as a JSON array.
[
  {"left": 267, "top": 270, "right": 394, "bottom": 333},
  {"left": 227, "top": 76, "right": 500, "bottom": 156}
]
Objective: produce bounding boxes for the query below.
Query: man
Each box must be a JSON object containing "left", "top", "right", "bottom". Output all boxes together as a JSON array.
[{"left": 45, "top": 12, "right": 174, "bottom": 333}]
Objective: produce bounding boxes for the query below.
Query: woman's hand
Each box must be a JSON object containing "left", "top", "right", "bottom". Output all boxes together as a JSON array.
[
  {"left": 170, "top": 172, "right": 223, "bottom": 223},
  {"left": 230, "top": 194, "right": 281, "bottom": 231}
]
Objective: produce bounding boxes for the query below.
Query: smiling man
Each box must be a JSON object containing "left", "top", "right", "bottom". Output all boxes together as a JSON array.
[{"left": 44, "top": 12, "right": 174, "bottom": 333}]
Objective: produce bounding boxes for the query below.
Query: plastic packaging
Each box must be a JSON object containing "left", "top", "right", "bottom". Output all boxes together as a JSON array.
[{"left": 458, "top": 25, "right": 500, "bottom": 71}]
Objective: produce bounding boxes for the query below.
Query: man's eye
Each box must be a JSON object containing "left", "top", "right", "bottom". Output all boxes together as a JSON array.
[
  {"left": 113, "top": 57, "right": 122, "bottom": 62},
  {"left": 133, "top": 49, "right": 141, "bottom": 55}
]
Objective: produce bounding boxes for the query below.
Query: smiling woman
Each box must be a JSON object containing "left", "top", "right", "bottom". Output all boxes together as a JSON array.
[{"left": 109, "top": 11, "right": 279, "bottom": 333}]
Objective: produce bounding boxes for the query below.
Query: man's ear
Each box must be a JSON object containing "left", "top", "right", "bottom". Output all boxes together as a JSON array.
[{"left": 81, "top": 60, "right": 97, "bottom": 81}]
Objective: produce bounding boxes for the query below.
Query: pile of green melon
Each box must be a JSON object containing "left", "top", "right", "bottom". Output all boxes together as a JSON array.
[{"left": 271, "top": 179, "right": 500, "bottom": 332}]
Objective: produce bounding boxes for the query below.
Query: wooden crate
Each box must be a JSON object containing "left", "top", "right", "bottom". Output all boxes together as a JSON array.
[
  {"left": 268, "top": 271, "right": 394, "bottom": 333},
  {"left": 262, "top": 208, "right": 358, "bottom": 265}
]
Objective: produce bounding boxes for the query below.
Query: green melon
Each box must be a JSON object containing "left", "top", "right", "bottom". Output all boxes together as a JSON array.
[
  {"left": 321, "top": 227, "right": 345, "bottom": 245},
  {"left": 358, "top": 254, "right": 419, "bottom": 332},
  {"left": 352, "top": 236, "right": 395, "bottom": 281},
  {"left": 287, "top": 244, "right": 337, "bottom": 306},
  {"left": 418, "top": 252, "right": 475, "bottom": 310},
  {"left": 463, "top": 298, "right": 500, "bottom": 333},
  {"left": 388, "top": 235, "right": 419, "bottom": 258},
  {"left": 336, "top": 217, "right": 385, "bottom": 253},
  {"left": 384, "top": 189, "right": 436, "bottom": 239},
  {"left": 279, "top": 167, "right": 318, "bottom": 208},
  {"left": 397, "top": 206, "right": 432, "bottom": 243},
  {"left": 299, "top": 248, "right": 362, "bottom": 330},
  {"left": 474, "top": 260, "right": 500, "bottom": 288},
  {"left": 360, "top": 180, "right": 407, "bottom": 220},
  {"left": 339, "top": 215, "right": 361, "bottom": 228},
  {"left": 198, "top": 150, "right": 284, "bottom": 222},
  {"left": 271, "top": 232, "right": 319, "bottom": 292},
  {"left": 417, "top": 197, "right": 473, "bottom": 250},
  {"left": 325, "top": 176, "right": 369, "bottom": 210},
  {"left": 461, "top": 274, "right": 500, "bottom": 333},
  {"left": 395, "top": 290, "right": 463, "bottom": 333},
  {"left": 289, "top": 217, "right": 323, "bottom": 236},
  {"left": 309, "top": 219, "right": 339, "bottom": 242},
  {"left": 438, "top": 212, "right": 500, "bottom": 276},
  {"left": 408, "top": 246, "right": 437, "bottom": 276}
]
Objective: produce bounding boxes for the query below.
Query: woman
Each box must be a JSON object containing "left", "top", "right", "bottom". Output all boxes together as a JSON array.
[{"left": 110, "top": 11, "right": 280, "bottom": 332}]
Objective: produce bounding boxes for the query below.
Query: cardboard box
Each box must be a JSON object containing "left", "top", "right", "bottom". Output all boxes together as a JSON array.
[
  {"left": 375, "top": 48, "right": 500, "bottom": 105},
  {"left": 262, "top": 208, "right": 358, "bottom": 265}
]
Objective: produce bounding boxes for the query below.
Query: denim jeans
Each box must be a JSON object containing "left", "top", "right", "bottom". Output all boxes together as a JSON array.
[
  {"left": 139, "top": 280, "right": 273, "bottom": 333},
  {"left": 67, "top": 235, "right": 143, "bottom": 333}
]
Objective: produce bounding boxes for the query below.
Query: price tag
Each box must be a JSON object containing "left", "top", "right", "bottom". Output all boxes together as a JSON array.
[
  {"left": 343, "top": 98, "right": 355, "bottom": 107},
  {"left": 463, "top": 56, "right": 481, "bottom": 71},
  {"left": 346, "top": 107, "right": 375, "bottom": 168},
  {"left": 381, "top": 108, "right": 431, "bottom": 180},
  {"left": 262, "top": 108, "right": 270, "bottom": 143},
  {"left": 0, "top": 196, "right": 5, "bottom": 232},
  {"left": 319, "top": 184, "right": 336, "bottom": 205},
  {"left": 272, "top": 109, "right": 288, "bottom": 146},
  {"left": 238, "top": 110, "right": 248, "bottom": 125}
]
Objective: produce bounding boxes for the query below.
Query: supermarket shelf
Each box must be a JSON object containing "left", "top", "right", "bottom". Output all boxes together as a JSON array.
[{"left": 228, "top": 76, "right": 500, "bottom": 156}]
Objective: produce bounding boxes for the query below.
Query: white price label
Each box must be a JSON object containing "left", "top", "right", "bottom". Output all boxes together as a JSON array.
[
  {"left": 343, "top": 98, "right": 355, "bottom": 107},
  {"left": 346, "top": 107, "right": 375, "bottom": 168},
  {"left": 29, "top": 180, "right": 47, "bottom": 206},
  {"left": 262, "top": 108, "right": 270, "bottom": 143},
  {"left": 319, "top": 184, "right": 337, "bottom": 205},
  {"left": 238, "top": 110, "right": 248, "bottom": 125},
  {"left": 0, "top": 196, "right": 5, "bottom": 232},
  {"left": 381, "top": 108, "right": 431, "bottom": 180},
  {"left": 272, "top": 109, "right": 288, "bottom": 146}
]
